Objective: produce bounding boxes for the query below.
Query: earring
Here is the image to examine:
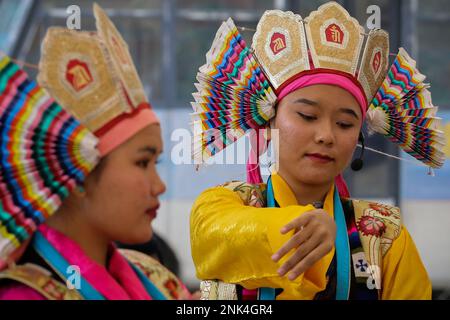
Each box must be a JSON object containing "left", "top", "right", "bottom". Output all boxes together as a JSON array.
[{"left": 351, "top": 132, "right": 365, "bottom": 171}]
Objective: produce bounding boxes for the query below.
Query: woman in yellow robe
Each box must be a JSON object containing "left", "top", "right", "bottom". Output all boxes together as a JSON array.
[{"left": 189, "top": 2, "right": 441, "bottom": 300}]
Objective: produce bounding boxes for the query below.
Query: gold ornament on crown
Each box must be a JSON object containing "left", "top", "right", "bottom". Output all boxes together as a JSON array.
[
  {"left": 38, "top": 3, "right": 148, "bottom": 132},
  {"left": 251, "top": 2, "right": 389, "bottom": 102}
]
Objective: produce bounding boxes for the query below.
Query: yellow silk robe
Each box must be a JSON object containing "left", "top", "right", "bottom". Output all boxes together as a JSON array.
[{"left": 190, "top": 173, "right": 431, "bottom": 300}]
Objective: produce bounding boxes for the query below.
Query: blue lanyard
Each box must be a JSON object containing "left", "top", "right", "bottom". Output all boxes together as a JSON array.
[
  {"left": 333, "top": 186, "right": 351, "bottom": 300},
  {"left": 32, "top": 231, "right": 105, "bottom": 300},
  {"left": 259, "top": 177, "right": 350, "bottom": 300},
  {"left": 32, "top": 230, "right": 167, "bottom": 300},
  {"left": 129, "top": 262, "right": 167, "bottom": 300}
]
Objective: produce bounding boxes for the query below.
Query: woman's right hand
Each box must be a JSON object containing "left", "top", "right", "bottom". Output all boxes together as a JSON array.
[{"left": 271, "top": 209, "right": 337, "bottom": 281}]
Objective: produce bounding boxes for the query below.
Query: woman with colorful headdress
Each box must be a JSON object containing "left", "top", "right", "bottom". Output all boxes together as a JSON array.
[
  {"left": 190, "top": 2, "right": 445, "bottom": 300},
  {"left": 0, "top": 4, "right": 190, "bottom": 300}
]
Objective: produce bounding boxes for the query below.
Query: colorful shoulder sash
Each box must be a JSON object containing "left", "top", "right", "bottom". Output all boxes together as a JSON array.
[{"left": 0, "top": 235, "right": 188, "bottom": 300}]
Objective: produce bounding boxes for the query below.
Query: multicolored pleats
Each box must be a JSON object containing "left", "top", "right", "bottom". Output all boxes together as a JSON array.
[
  {"left": 367, "top": 48, "right": 446, "bottom": 168},
  {"left": 191, "top": 18, "right": 276, "bottom": 164},
  {"left": 0, "top": 55, "right": 99, "bottom": 265}
]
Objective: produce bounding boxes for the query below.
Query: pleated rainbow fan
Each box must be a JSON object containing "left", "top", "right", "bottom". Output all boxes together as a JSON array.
[
  {"left": 0, "top": 55, "right": 99, "bottom": 266},
  {"left": 191, "top": 18, "right": 277, "bottom": 164},
  {"left": 367, "top": 48, "right": 446, "bottom": 169}
]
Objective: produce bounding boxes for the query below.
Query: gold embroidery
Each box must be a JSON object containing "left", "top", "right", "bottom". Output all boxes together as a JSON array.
[
  {"left": 119, "top": 249, "right": 190, "bottom": 300},
  {"left": 0, "top": 264, "right": 82, "bottom": 300}
]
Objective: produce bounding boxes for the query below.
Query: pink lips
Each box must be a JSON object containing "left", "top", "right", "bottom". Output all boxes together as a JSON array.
[
  {"left": 146, "top": 204, "right": 160, "bottom": 219},
  {"left": 305, "top": 153, "right": 334, "bottom": 164}
]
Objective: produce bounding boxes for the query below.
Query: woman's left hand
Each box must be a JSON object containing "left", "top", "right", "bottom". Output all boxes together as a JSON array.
[{"left": 271, "top": 209, "right": 336, "bottom": 281}]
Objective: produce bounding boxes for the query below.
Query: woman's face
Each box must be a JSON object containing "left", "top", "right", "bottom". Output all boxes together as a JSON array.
[
  {"left": 272, "top": 84, "right": 362, "bottom": 188},
  {"left": 82, "top": 124, "right": 166, "bottom": 244}
]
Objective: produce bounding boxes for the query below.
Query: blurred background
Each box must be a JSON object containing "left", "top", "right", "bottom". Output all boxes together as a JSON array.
[{"left": 1, "top": 0, "right": 449, "bottom": 299}]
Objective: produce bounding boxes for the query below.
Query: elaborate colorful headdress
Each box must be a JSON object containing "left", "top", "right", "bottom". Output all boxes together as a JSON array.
[
  {"left": 0, "top": 4, "right": 158, "bottom": 268},
  {"left": 191, "top": 2, "right": 446, "bottom": 178},
  {"left": 39, "top": 3, "right": 159, "bottom": 156}
]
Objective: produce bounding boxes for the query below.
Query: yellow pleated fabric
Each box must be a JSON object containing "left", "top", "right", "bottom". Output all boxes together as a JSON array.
[{"left": 190, "top": 173, "right": 432, "bottom": 300}]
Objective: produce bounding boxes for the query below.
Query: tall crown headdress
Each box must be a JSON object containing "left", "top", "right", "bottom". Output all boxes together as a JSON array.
[
  {"left": 191, "top": 1, "right": 445, "bottom": 170},
  {"left": 38, "top": 3, "right": 159, "bottom": 156}
]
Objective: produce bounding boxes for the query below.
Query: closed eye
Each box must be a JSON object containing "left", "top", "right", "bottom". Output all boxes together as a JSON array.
[
  {"left": 297, "top": 112, "right": 317, "bottom": 121},
  {"left": 337, "top": 121, "right": 354, "bottom": 129}
]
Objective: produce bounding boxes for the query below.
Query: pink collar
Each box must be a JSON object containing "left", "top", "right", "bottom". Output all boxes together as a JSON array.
[{"left": 38, "top": 224, "right": 152, "bottom": 300}]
